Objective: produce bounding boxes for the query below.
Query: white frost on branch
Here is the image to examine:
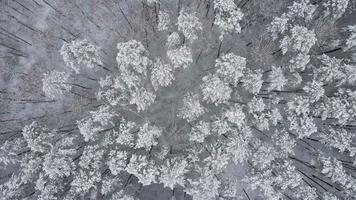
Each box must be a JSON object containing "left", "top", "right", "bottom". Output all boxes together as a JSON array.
[
  {"left": 42, "top": 70, "right": 71, "bottom": 98},
  {"left": 344, "top": 25, "right": 356, "bottom": 51},
  {"left": 107, "top": 149, "right": 127, "bottom": 175},
  {"left": 189, "top": 121, "right": 211, "bottom": 143},
  {"left": 201, "top": 74, "right": 232, "bottom": 105},
  {"left": 178, "top": 93, "right": 205, "bottom": 122},
  {"left": 151, "top": 58, "right": 174, "bottom": 90},
  {"left": 323, "top": 0, "right": 350, "bottom": 20},
  {"left": 135, "top": 122, "right": 162, "bottom": 150},
  {"left": 216, "top": 53, "right": 246, "bottom": 86},
  {"left": 129, "top": 88, "right": 156, "bottom": 112},
  {"left": 167, "top": 45, "right": 193, "bottom": 69},
  {"left": 268, "top": 66, "right": 287, "bottom": 91},
  {"left": 116, "top": 40, "right": 151, "bottom": 76},
  {"left": 242, "top": 69, "right": 263, "bottom": 94},
  {"left": 280, "top": 25, "right": 316, "bottom": 55},
  {"left": 158, "top": 10, "right": 170, "bottom": 31},
  {"left": 60, "top": 39, "right": 103, "bottom": 73},
  {"left": 177, "top": 10, "right": 202, "bottom": 42},
  {"left": 213, "top": 0, "right": 244, "bottom": 40},
  {"left": 159, "top": 158, "right": 188, "bottom": 189},
  {"left": 126, "top": 154, "right": 159, "bottom": 186}
]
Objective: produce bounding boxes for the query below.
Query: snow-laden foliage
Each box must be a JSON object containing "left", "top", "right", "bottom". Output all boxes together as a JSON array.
[
  {"left": 216, "top": 53, "right": 246, "bottom": 86},
  {"left": 201, "top": 74, "right": 232, "bottom": 105},
  {"left": 177, "top": 10, "right": 202, "bottom": 42},
  {"left": 60, "top": 39, "right": 103, "bottom": 73},
  {"left": 167, "top": 45, "right": 193, "bottom": 69},
  {"left": 42, "top": 71, "right": 71, "bottom": 99},
  {"left": 178, "top": 93, "right": 205, "bottom": 122},
  {"left": 151, "top": 58, "right": 174, "bottom": 90},
  {"left": 213, "top": 0, "right": 244, "bottom": 40},
  {"left": 2, "top": 0, "right": 356, "bottom": 199}
]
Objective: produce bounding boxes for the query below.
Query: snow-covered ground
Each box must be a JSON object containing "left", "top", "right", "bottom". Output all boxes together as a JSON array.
[{"left": 1, "top": 0, "right": 356, "bottom": 199}]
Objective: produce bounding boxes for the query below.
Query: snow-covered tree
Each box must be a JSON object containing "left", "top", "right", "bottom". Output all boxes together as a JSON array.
[
  {"left": 42, "top": 70, "right": 71, "bottom": 98},
  {"left": 151, "top": 58, "right": 174, "bottom": 90},
  {"left": 22, "top": 121, "right": 54, "bottom": 153},
  {"left": 226, "top": 131, "right": 251, "bottom": 164},
  {"left": 159, "top": 158, "right": 188, "bottom": 189},
  {"left": 185, "top": 171, "right": 221, "bottom": 200},
  {"left": 167, "top": 45, "right": 193, "bottom": 69},
  {"left": 135, "top": 122, "right": 162, "bottom": 150},
  {"left": 116, "top": 40, "right": 151, "bottom": 76},
  {"left": 268, "top": 14, "right": 289, "bottom": 40},
  {"left": 166, "top": 32, "right": 181, "bottom": 49},
  {"left": 286, "top": 0, "right": 316, "bottom": 21},
  {"left": 280, "top": 25, "right": 316, "bottom": 55},
  {"left": 177, "top": 10, "right": 202, "bottom": 42},
  {"left": 344, "top": 25, "right": 356, "bottom": 51},
  {"left": 224, "top": 105, "right": 246, "bottom": 129},
  {"left": 77, "top": 117, "right": 103, "bottom": 142},
  {"left": 323, "top": 0, "right": 350, "bottom": 20},
  {"left": 158, "top": 10, "right": 170, "bottom": 31},
  {"left": 201, "top": 74, "right": 232, "bottom": 105},
  {"left": 216, "top": 53, "right": 246, "bottom": 86},
  {"left": 178, "top": 93, "right": 205, "bottom": 122},
  {"left": 60, "top": 39, "right": 103, "bottom": 73},
  {"left": 126, "top": 154, "right": 159, "bottom": 186},
  {"left": 267, "top": 66, "right": 287, "bottom": 91},
  {"left": 129, "top": 87, "right": 156, "bottom": 112},
  {"left": 320, "top": 156, "right": 356, "bottom": 193},
  {"left": 189, "top": 121, "right": 211, "bottom": 143},
  {"left": 213, "top": 0, "right": 244, "bottom": 40},
  {"left": 107, "top": 149, "right": 128, "bottom": 175},
  {"left": 242, "top": 69, "right": 263, "bottom": 94},
  {"left": 303, "top": 80, "right": 325, "bottom": 102}
]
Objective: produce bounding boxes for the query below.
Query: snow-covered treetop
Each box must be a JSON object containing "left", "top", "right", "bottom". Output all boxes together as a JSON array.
[
  {"left": 190, "top": 121, "right": 211, "bottom": 143},
  {"left": 166, "top": 32, "right": 181, "bottom": 49},
  {"left": 22, "top": 121, "right": 54, "bottom": 153},
  {"left": 178, "top": 93, "right": 205, "bottom": 122},
  {"left": 129, "top": 87, "right": 156, "bottom": 112},
  {"left": 201, "top": 74, "right": 232, "bottom": 105},
  {"left": 280, "top": 25, "right": 317, "bottom": 55},
  {"left": 267, "top": 66, "right": 287, "bottom": 91},
  {"left": 60, "top": 39, "right": 103, "bottom": 73},
  {"left": 286, "top": 0, "right": 316, "bottom": 21},
  {"left": 213, "top": 0, "right": 244, "bottom": 40},
  {"left": 177, "top": 9, "right": 202, "bottom": 42},
  {"left": 159, "top": 158, "right": 188, "bottom": 189},
  {"left": 135, "top": 122, "right": 162, "bottom": 150},
  {"left": 158, "top": 11, "right": 170, "bottom": 32},
  {"left": 42, "top": 70, "right": 71, "bottom": 99},
  {"left": 323, "top": 0, "right": 350, "bottom": 20},
  {"left": 151, "top": 58, "right": 174, "bottom": 90},
  {"left": 185, "top": 170, "right": 221, "bottom": 200},
  {"left": 216, "top": 53, "right": 246, "bottom": 86},
  {"left": 268, "top": 14, "right": 289, "bottom": 40},
  {"left": 126, "top": 154, "right": 159, "bottom": 186},
  {"left": 344, "top": 25, "right": 356, "bottom": 51},
  {"left": 242, "top": 69, "right": 263, "bottom": 94},
  {"left": 167, "top": 45, "right": 193, "bottom": 69},
  {"left": 116, "top": 40, "right": 151, "bottom": 76}
]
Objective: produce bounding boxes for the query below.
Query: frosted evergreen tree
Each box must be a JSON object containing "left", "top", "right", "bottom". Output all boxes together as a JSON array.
[
  {"left": 126, "top": 154, "right": 159, "bottom": 186},
  {"left": 42, "top": 70, "right": 71, "bottom": 99},
  {"left": 216, "top": 53, "right": 246, "bottom": 86},
  {"left": 177, "top": 10, "right": 202, "bottom": 42},
  {"left": 151, "top": 58, "right": 174, "bottom": 91},
  {"left": 178, "top": 93, "right": 205, "bottom": 122},
  {"left": 60, "top": 39, "right": 103, "bottom": 73},
  {"left": 201, "top": 74, "right": 232, "bottom": 105},
  {"left": 159, "top": 158, "right": 188, "bottom": 189}
]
